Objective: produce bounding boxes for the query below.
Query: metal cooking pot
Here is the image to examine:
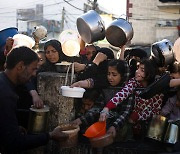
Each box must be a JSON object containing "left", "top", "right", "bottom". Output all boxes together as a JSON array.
[
  {"left": 173, "top": 37, "right": 180, "bottom": 62},
  {"left": 76, "top": 10, "right": 105, "bottom": 43},
  {"left": 164, "top": 123, "right": 179, "bottom": 144},
  {"left": 28, "top": 105, "right": 49, "bottom": 134},
  {"left": 146, "top": 115, "right": 168, "bottom": 142},
  {"left": 59, "top": 29, "right": 81, "bottom": 57},
  {"left": 32, "top": 25, "right": 47, "bottom": 40},
  {"left": 105, "top": 18, "right": 134, "bottom": 47},
  {"left": 139, "top": 73, "right": 171, "bottom": 99},
  {"left": 151, "top": 39, "right": 175, "bottom": 67}
]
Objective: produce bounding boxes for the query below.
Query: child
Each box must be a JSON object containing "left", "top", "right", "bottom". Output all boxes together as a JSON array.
[
  {"left": 76, "top": 89, "right": 100, "bottom": 118},
  {"left": 72, "top": 59, "right": 133, "bottom": 141},
  {"left": 100, "top": 59, "right": 164, "bottom": 139}
]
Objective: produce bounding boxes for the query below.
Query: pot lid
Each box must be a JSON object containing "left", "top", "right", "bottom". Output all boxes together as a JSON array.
[{"left": 30, "top": 105, "right": 49, "bottom": 112}]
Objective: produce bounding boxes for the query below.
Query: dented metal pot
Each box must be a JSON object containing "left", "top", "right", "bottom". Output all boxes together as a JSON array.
[
  {"left": 105, "top": 18, "right": 134, "bottom": 47},
  {"left": 76, "top": 10, "right": 105, "bottom": 43}
]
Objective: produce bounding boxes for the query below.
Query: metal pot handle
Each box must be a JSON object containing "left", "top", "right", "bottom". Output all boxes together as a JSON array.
[
  {"left": 98, "top": 20, "right": 104, "bottom": 32},
  {"left": 65, "top": 63, "right": 74, "bottom": 86},
  {"left": 119, "top": 14, "right": 129, "bottom": 21}
]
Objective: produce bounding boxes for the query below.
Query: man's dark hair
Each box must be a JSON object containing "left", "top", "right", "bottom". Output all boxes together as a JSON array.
[{"left": 6, "top": 46, "right": 39, "bottom": 69}]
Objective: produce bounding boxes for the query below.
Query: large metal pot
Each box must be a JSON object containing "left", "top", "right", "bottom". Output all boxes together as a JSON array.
[
  {"left": 146, "top": 115, "right": 168, "bottom": 142},
  {"left": 76, "top": 10, "right": 105, "bottom": 43},
  {"left": 59, "top": 29, "right": 81, "bottom": 57},
  {"left": 105, "top": 18, "right": 134, "bottom": 47},
  {"left": 28, "top": 105, "right": 49, "bottom": 134},
  {"left": 173, "top": 37, "right": 180, "bottom": 62},
  {"left": 151, "top": 39, "right": 175, "bottom": 67}
]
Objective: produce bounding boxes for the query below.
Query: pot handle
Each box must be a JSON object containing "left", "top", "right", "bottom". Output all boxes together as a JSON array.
[
  {"left": 119, "top": 14, "right": 129, "bottom": 21},
  {"left": 98, "top": 20, "right": 104, "bottom": 32},
  {"left": 65, "top": 63, "right": 74, "bottom": 86}
]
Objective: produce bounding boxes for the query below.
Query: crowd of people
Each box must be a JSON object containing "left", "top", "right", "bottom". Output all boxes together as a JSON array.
[{"left": 0, "top": 28, "right": 180, "bottom": 154}]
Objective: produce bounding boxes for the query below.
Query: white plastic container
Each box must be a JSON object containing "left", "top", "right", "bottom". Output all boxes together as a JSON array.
[{"left": 60, "top": 86, "right": 85, "bottom": 98}]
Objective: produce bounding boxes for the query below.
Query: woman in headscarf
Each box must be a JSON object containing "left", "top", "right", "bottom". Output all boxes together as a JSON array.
[{"left": 38, "top": 39, "right": 69, "bottom": 72}]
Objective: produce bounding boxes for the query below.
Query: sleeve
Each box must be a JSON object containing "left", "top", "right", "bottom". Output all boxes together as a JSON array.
[
  {"left": 111, "top": 95, "right": 134, "bottom": 130},
  {"left": 138, "top": 93, "right": 164, "bottom": 121},
  {"left": 76, "top": 63, "right": 98, "bottom": 80},
  {"left": 161, "top": 96, "right": 176, "bottom": 117},
  {"left": 80, "top": 108, "right": 101, "bottom": 126},
  {"left": 25, "top": 77, "right": 37, "bottom": 91},
  {"left": 106, "top": 78, "right": 137, "bottom": 110}
]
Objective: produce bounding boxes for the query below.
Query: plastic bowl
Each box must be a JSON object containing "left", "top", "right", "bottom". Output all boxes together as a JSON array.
[
  {"left": 60, "top": 86, "right": 86, "bottom": 98},
  {"left": 59, "top": 123, "right": 80, "bottom": 148},
  {"left": 90, "top": 133, "right": 114, "bottom": 148},
  {"left": 83, "top": 121, "right": 106, "bottom": 138},
  {"left": 0, "top": 27, "right": 18, "bottom": 49}
]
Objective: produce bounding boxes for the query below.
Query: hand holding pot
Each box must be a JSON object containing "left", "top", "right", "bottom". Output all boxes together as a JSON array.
[
  {"left": 93, "top": 52, "right": 107, "bottom": 65},
  {"left": 74, "top": 62, "right": 85, "bottom": 72},
  {"left": 70, "top": 80, "right": 90, "bottom": 88},
  {"left": 30, "top": 90, "right": 44, "bottom": 109},
  {"left": 49, "top": 126, "right": 69, "bottom": 142},
  {"left": 99, "top": 107, "right": 109, "bottom": 122}
]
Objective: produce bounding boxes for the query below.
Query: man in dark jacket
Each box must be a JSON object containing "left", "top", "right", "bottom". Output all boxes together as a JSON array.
[{"left": 0, "top": 46, "right": 68, "bottom": 153}]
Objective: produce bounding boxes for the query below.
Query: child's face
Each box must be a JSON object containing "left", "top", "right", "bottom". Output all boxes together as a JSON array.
[
  {"left": 82, "top": 98, "right": 94, "bottom": 112},
  {"left": 107, "top": 66, "right": 121, "bottom": 86},
  {"left": 135, "top": 64, "right": 146, "bottom": 82}
]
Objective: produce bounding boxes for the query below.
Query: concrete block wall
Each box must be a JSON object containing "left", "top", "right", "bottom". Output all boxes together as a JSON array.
[{"left": 129, "top": 0, "right": 179, "bottom": 45}]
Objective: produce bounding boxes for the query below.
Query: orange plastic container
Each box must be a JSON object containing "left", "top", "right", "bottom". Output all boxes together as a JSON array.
[{"left": 83, "top": 121, "right": 106, "bottom": 138}]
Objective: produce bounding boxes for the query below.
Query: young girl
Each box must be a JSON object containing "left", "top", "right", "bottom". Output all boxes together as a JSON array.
[
  {"left": 100, "top": 59, "right": 164, "bottom": 139},
  {"left": 71, "top": 59, "right": 133, "bottom": 141}
]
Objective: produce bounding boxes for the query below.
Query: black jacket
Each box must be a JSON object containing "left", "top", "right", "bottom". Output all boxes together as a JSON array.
[{"left": 0, "top": 72, "right": 49, "bottom": 153}]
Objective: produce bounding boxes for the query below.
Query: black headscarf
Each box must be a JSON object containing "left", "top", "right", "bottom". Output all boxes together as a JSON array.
[{"left": 38, "top": 39, "right": 68, "bottom": 72}]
